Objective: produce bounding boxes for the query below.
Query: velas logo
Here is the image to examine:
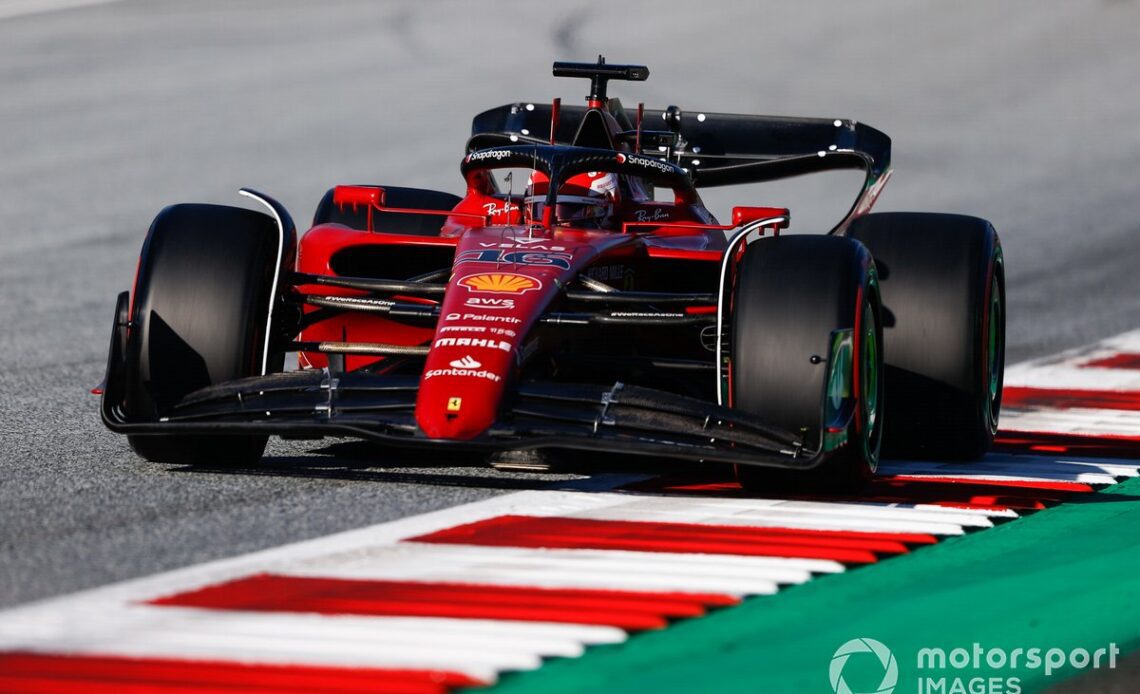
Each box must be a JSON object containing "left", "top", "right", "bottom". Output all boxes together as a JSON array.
[
  {"left": 456, "top": 250, "right": 572, "bottom": 270},
  {"left": 460, "top": 273, "right": 541, "bottom": 294},
  {"left": 830, "top": 638, "right": 898, "bottom": 694}
]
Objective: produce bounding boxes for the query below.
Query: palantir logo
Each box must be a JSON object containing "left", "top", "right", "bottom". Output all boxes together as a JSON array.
[{"left": 830, "top": 638, "right": 898, "bottom": 694}]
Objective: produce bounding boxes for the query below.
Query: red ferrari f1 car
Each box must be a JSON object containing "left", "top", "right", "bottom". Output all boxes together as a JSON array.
[{"left": 100, "top": 57, "right": 1005, "bottom": 491}]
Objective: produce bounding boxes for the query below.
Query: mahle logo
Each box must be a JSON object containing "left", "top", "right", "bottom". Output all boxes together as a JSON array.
[{"left": 830, "top": 638, "right": 898, "bottom": 694}]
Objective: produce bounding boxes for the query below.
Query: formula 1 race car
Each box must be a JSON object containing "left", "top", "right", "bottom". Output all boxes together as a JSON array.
[{"left": 99, "top": 57, "right": 1005, "bottom": 491}]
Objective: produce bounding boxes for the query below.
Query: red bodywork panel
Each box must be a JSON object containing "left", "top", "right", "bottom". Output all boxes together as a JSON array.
[
  {"left": 296, "top": 205, "right": 731, "bottom": 441},
  {"left": 415, "top": 226, "right": 640, "bottom": 439},
  {"left": 332, "top": 185, "right": 384, "bottom": 207},
  {"left": 296, "top": 225, "right": 453, "bottom": 371}
]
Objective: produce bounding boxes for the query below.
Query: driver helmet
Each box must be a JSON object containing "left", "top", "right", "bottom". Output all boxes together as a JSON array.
[{"left": 525, "top": 171, "right": 619, "bottom": 228}]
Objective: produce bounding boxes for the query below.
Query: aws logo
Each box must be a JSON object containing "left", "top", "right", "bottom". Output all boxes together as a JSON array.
[
  {"left": 459, "top": 273, "right": 542, "bottom": 294},
  {"left": 465, "top": 297, "right": 514, "bottom": 310}
]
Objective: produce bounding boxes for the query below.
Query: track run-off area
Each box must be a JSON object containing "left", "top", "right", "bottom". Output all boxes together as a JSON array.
[{"left": 2, "top": 330, "right": 1139, "bottom": 692}]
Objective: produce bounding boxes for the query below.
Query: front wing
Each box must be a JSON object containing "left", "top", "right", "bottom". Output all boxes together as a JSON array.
[{"left": 102, "top": 363, "right": 831, "bottom": 471}]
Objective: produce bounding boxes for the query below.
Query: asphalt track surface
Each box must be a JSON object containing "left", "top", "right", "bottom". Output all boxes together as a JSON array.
[{"left": 1, "top": 0, "right": 1139, "bottom": 651}]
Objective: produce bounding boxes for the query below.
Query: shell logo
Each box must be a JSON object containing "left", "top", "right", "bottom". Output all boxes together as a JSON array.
[{"left": 459, "top": 273, "right": 542, "bottom": 294}]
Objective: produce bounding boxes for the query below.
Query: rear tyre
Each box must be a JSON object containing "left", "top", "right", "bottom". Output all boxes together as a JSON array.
[
  {"left": 847, "top": 212, "right": 1004, "bottom": 460},
  {"left": 730, "top": 235, "right": 883, "bottom": 494},
  {"left": 125, "top": 204, "right": 284, "bottom": 465}
]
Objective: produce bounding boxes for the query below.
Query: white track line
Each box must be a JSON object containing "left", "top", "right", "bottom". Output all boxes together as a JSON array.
[
  {"left": 606, "top": 494, "right": 1008, "bottom": 525},
  {"left": 278, "top": 543, "right": 823, "bottom": 595},
  {"left": 880, "top": 455, "right": 1138, "bottom": 483},
  {"left": 562, "top": 495, "right": 982, "bottom": 535},
  {"left": 1000, "top": 406, "right": 1140, "bottom": 437},
  {"left": 0, "top": 487, "right": 638, "bottom": 616},
  {"left": 3, "top": 606, "right": 552, "bottom": 681},
  {"left": 977, "top": 453, "right": 1140, "bottom": 478},
  {"left": 1004, "top": 328, "right": 1140, "bottom": 391},
  {"left": 1004, "top": 366, "right": 1140, "bottom": 390},
  {"left": 1000, "top": 328, "right": 1140, "bottom": 436}
]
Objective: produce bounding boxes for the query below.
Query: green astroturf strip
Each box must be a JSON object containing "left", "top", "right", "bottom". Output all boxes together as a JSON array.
[{"left": 484, "top": 477, "right": 1140, "bottom": 694}]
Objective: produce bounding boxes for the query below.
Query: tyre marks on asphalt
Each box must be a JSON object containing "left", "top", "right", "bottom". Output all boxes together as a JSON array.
[{"left": 2, "top": 332, "right": 1139, "bottom": 692}]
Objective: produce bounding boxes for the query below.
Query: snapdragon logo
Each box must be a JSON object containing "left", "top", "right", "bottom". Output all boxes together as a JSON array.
[{"left": 830, "top": 638, "right": 898, "bottom": 694}]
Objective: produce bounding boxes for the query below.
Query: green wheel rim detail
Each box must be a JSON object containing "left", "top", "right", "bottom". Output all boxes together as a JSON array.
[
  {"left": 862, "top": 302, "right": 879, "bottom": 446},
  {"left": 987, "top": 275, "right": 1002, "bottom": 414}
]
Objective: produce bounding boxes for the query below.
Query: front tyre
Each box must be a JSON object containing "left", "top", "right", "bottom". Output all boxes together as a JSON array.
[
  {"left": 125, "top": 204, "right": 285, "bottom": 465},
  {"left": 730, "top": 235, "right": 883, "bottom": 493}
]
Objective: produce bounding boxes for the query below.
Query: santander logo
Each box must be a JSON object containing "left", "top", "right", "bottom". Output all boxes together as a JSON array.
[{"left": 449, "top": 355, "right": 482, "bottom": 369}]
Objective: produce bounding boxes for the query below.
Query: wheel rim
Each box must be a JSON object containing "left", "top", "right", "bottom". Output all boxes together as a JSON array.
[
  {"left": 986, "top": 273, "right": 1004, "bottom": 426},
  {"left": 861, "top": 300, "right": 881, "bottom": 460}
]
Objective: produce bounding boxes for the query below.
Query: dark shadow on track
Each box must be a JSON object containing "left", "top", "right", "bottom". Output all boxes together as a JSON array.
[
  {"left": 163, "top": 438, "right": 1137, "bottom": 508},
  {"left": 161, "top": 441, "right": 717, "bottom": 492}
]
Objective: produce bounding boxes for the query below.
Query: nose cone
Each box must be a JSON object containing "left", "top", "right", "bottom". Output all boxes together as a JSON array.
[
  {"left": 415, "top": 263, "right": 553, "bottom": 441},
  {"left": 414, "top": 225, "right": 617, "bottom": 440},
  {"left": 415, "top": 340, "right": 514, "bottom": 440}
]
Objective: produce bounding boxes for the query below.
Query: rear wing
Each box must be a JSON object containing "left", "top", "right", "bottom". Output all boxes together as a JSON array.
[
  {"left": 469, "top": 102, "right": 890, "bottom": 186},
  {"left": 468, "top": 102, "right": 892, "bottom": 230}
]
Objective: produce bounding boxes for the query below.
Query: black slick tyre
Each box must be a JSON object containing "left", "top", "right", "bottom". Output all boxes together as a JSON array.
[
  {"left": 847, "top": 212, "right": 1004, "bottom": 460},
  {"left": 730, "top": 235, "right": 884, "bottom": 494},
  {"left": 125, "top": 204, "right": 284, "bottom": 465}
]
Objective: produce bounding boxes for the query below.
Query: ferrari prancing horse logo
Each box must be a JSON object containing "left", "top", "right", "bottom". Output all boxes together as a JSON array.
[{"left": 459, "top": 273, "right": 542, "bottom": 294}]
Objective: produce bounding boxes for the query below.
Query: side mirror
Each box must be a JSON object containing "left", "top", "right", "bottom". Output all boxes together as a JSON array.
[
  {"left": 732, "top": 206, "right": 790, "bottom": 230},
  {"left": 331, "top": 186, "right": 385, "bottom": 232},
  {"left": 332, "top": 185, "right": 384, "bottom": 208}
]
